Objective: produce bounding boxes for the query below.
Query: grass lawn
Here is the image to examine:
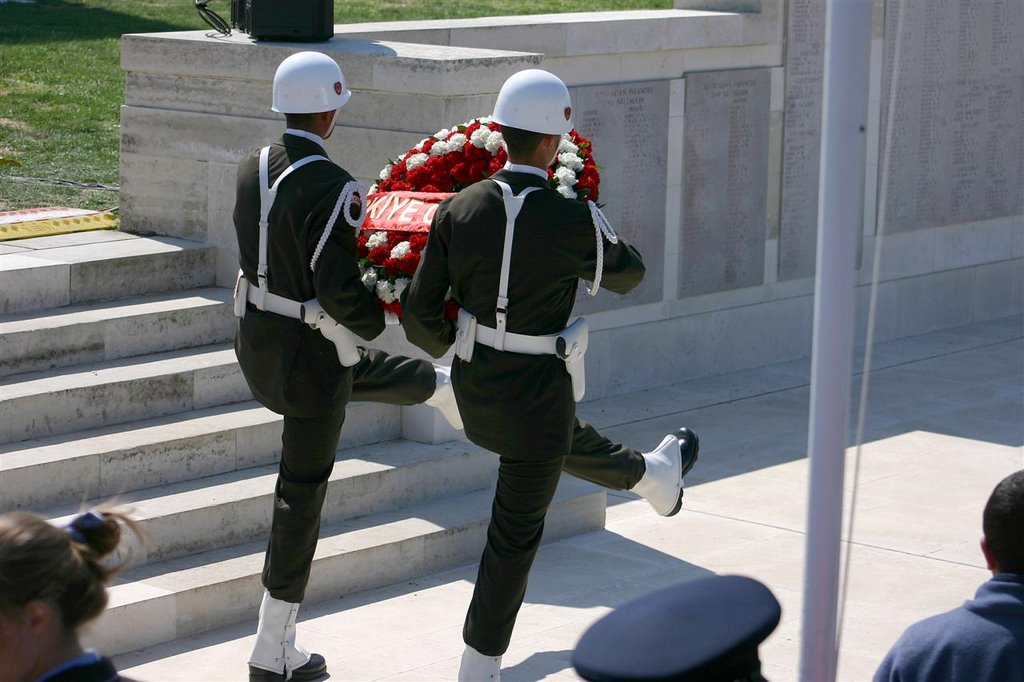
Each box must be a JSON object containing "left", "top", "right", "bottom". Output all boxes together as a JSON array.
[{"left": 0, "top": 0, "right": 670, "bottom": 213}]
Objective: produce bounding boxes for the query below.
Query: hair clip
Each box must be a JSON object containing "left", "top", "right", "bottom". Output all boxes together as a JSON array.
[{"left": 64, "top": 511, "right": 106, "bottom": 543}]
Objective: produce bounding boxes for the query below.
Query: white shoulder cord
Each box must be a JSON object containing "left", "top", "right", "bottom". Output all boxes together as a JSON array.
[
  {"left": 490, "top": 179, "right": 540, "bottom": 351},
  {"left": 310, "top": 180, "right": 366, "bottom": 272},
  {"left": 256, "top": 146, "right": 329, "bottom": 303},
  {"left": 585, "top": 201, "right": 619, "bottom": 296}
]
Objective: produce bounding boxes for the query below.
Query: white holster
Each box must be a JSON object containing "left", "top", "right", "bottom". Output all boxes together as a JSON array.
[
  {"left": 456, "top": 310, "right": 589, "bottom": 402},
  {"left": 300, "top": 298, "right": 362, "bottom": 367},
  {"left": 235, "top": 271, "right": 361, "bottom": 368}
]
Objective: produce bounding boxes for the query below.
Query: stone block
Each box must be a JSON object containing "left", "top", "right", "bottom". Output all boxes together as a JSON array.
[
  {"left": 542, "top": 54, "right": 623, "bottom": 88},
  {"left": 0, "top": 447, "right": 99, "bottom": 512},
  {"left": 119, "top": 153, "right": 212, "bottom": 242},
  {"left": 619, "top": 51, "right": 687, "bottom": 82},
  {"left": 680, "top": 43, "right": 781, "bottom": 72},
  {"left": 893, "top": 267, "right": 976, "bottom": 339},
  {"left": 933, "top": 217, "right": 1019, "bottom": 272},
  {"left": 0, "top": 313, "right": 106, "bottom": 377},
  {"left": 706, "top": 295, "right": 813, "bottom": 375},
  {"left": 67, "top": 238, "right": 215, "bottom": 304},
  {"left": 0, "top": 254, "right": 70, "bottom": 313},
  {"left": 193, "top": 361, "right": 250, "bottom": 409},
  {"left": 972, "top": 259, "right": 1024, "bottom": 323},
  {"left": 120, "top": 108, "right": 266, "bottom": 164},
  {"left": 124, "top": 72, "right": 267, "bottom": 117},
  {"left": 84, "top": 583, "right": 177, "bottom": 656}
]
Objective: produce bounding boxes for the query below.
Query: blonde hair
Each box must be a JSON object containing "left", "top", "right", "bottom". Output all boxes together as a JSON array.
[{"left": 0, "top": 508, "right": 144, "bottom": 631}]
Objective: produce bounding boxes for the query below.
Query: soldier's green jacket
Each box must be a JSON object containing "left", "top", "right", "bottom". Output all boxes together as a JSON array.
[
  {"left": 233, "top": 133, "right": 384, "bottom": 417},
  {"left": 403, "top": 169, "right": 645, "bottom": 458}
]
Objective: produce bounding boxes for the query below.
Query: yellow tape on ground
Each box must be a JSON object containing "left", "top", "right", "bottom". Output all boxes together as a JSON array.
[{"left": 0, "top": 213, "right": 118, "bottom": 241}]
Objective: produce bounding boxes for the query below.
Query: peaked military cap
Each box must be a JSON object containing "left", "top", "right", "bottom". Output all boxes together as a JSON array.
[{"left": 572, "top": 575, "right": 781, "bottom": 682}]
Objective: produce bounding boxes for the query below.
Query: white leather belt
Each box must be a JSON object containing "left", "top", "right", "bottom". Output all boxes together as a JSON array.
[
  {"left": 473, "top": 322, "right": 559, "bottom": 355},
  {"left": 246, "top": 285, "right": 304, "bottom": 320}
]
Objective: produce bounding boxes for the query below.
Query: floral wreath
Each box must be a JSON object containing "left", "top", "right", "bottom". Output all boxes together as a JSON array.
[{"left": 357, "top": 116, "right": 602, "bottom": 317}]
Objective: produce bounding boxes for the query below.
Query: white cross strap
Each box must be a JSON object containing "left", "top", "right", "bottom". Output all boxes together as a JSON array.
[{"left": 490, "top": 179, "right": 541, "bottom": 351}]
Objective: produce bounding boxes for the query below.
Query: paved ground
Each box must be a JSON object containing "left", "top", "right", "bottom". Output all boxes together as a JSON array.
[{"left": 114, "top": 315, "right": 1023, "bottom": 682}]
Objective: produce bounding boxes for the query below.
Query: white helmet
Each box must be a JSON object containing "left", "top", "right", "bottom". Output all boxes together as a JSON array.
[
  {"left": 491, "top": 69, "right": 572, "bottom": 135},
  {"left": 272, "top": 51, "right": 352, "bottom": 114}
]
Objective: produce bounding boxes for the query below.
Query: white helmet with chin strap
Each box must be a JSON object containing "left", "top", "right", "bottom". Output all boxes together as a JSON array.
[
  {"left": 491, "top": 69, "right": 572, "bottom": 135},
  {"left": 272, "top": 51, "right": 352, "bottom": 114}
]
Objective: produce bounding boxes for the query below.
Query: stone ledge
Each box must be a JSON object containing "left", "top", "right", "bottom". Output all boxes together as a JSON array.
[{"left": 121, "top": 31, "right": 541, "bottom": 95}]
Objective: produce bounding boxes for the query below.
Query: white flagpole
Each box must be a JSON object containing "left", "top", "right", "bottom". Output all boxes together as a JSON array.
[{"left": 799, "top": 1, "right": 874, "bottom": 680}]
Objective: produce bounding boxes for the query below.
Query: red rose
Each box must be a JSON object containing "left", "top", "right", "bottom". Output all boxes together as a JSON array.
[{"left": 368, "top": 245, "right": 390, "bottom": 265}]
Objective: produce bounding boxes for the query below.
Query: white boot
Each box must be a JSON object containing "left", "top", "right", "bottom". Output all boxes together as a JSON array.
[
  {"left": 424, "top": 363, "right": 463, "bottom": 430},
  {"left": 458, "top": 645, "right": 501, "bottom": 681},
  {"left": 633, "top": 434, "right": 685, "bottom": 517},
  {"left": 248, "top": 591, "right": 312, "bottom": 677}
]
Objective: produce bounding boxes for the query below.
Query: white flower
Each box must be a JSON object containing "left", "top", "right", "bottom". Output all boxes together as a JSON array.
[
  {"left": 406, "top": 153, "right": 429, "bottom": 170},
  {"left": 470, "top": 127, "right": 491, "bottom": 148},
  {"left": 485, "top": 131, "right": 504, "bottom": 154},
  {"left": 361, "top": 268, "right": 378, "bottom": 290},
  {"left": 379, "top": 165, "right": 392, "bottom": 181},
  {"left": 367, "top": 231, "right": 389, "bottom": 249},
  {"left": 557, "top": 152, "right": 584, "bottom": 171},
  {"left": 557, "top": 184, "right": 576, "bottom": 198},
  {"left": 477, "top": 116, "right": 492, "bottom": 124},
  {"left": 446, "top": 133, "right": 467, "bottom": 150},
  {"left": 415, "top": 138, "right": 431, "bottom": 151},
  {"left": 392, "top": 278, "right": 409, "bottom": 299},
  {"left": 429, "top": 141, "right": 448, "bottom": 157},
  {"left": 554, "top": 167, "right": 578, "bottom": 186},
  {"left": 558, "top": 136, "right": 579, "bottom": 154},
  {"left": 390, "top": 241, "right": 412, "bottom": 259},
  {"left": 376, "top": 279, "right": 397, "bottom": 303},
  {"left": 434, "top": 127, "right": 451, "bottom": 140}
]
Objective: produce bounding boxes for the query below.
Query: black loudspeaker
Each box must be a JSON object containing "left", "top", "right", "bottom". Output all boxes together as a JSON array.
[{"left": 232, "top": 0, "right": 334, "bottom": 42}]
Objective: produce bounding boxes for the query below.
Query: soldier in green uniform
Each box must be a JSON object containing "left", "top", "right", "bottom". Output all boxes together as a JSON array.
[{"left": 403, "top": 69, "right": 701, "bottom": 681}]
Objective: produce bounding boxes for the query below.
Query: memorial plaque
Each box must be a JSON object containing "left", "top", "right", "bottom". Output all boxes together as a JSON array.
[
  {"left": 679, "top": 68, "right": 770, "bottom": 298},
  {"left": 779, "top": 0, "right": 826, "bottom": 281},
  {"left": 569, "top": 80, "right": 669, "bottom": 314},
  {"left": 879, "top": 0, "right": 1024, "bottom": 233}
]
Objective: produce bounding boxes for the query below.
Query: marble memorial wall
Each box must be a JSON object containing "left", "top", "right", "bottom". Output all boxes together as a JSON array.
[
  {"left": 778, "top": 0, "right": 826, "bottom": 281},
  {"left": 879, "top": 0, "right": 1023, "bottom": 233},
  {"left": 569, "top": 81, "right": 669, "bottom": 314},
  {"left": 679, "top": 68, "right": 770, "bottom": 298}
]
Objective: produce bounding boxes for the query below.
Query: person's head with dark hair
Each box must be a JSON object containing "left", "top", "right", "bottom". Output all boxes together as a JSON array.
[
  {"left": 499, "top": 125, "right": 548, "bottom": 162},
  {"left": 981, "top": 469, "right": 1024, "bottom": 574},
  {"left": 0, "top": 508, "right": 144, "bottom": 681}
]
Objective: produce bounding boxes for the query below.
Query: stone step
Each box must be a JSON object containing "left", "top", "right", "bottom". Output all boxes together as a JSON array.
[
  {"left": 49, "top": 439, "right": 496, "bottom": 567},
  {"left": 0, "top": 233, "right": 215, "bottom": 314},
  {"left": 0, "top": 400, "right": 402, "bottom": 512},
  {"left": 0, "top": 343, "right": 248, "bottom": 445},
  {"left": 86, "top": 479, "right": 605, "bottom": 656},
  {"left": 0, "top": 287, "right": 236, "bottom": 378}
]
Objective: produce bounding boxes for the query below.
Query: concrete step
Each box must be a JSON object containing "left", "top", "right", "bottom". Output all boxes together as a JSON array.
[
  {"left": 87, "top": 478, "right": 606, "bottom": 656},
  {"left": 0, "top": 343, "right": 248, "bottom": 445},
  {"left": 0, "top": 233, "right": 215, "bottom": 314},
  {"left": 49, "top": 438, "right": 496, "bottom": 567},
  {"left": 0, "top": 400, "right": 403, "bottom": 512},
  {"left": 0, "top": 287, "right": 236, "bottom": 378}
]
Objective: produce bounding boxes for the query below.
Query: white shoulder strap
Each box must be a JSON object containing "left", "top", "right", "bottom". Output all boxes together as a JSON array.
[
  {"left": 254, "top": 146, "right": 329, "bottom": 307},
  {"left": 490, "top": 179, "right": 540, "bottom": 351}
]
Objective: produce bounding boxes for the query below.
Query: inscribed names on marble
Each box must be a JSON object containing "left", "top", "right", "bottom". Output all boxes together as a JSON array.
[
  {"left": 680, "top": 68, "right": 770, "bottom": 298},
  {"left": 778, "top": 0, "right": 826, "bottom": 280},
  {"left": 879, "top": 0, "right": 1023, "bottom": 233},
  {"left": 569, "top": 80, "right": 669, "bottom": 314}
]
